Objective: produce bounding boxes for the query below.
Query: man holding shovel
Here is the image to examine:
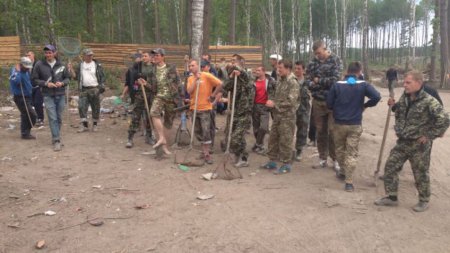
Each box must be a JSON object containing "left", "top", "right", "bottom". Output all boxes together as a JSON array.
[
  {"left": 186, "top": 60, "right": 222, "bottom": 164},
  {"left": 374, "top": 71, "right": 449, "bottom": 212}
]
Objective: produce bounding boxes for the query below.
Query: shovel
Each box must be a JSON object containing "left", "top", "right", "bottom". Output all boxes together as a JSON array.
[
  {"left": 374, "top": 92, "right": 395, "bottom": 186},
  {"left": 212, "top": 76, "right": 243, "bottom": 180},
  {"left": 174, "top": 78, "right": 204, "bottom": 166}
]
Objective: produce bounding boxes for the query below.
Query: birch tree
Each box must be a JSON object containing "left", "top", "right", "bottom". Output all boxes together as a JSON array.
[
  {"left": 440, "top": 0, "right": 449, "bottom": 87},
  {"left": 191, "top": 0, "right": 204, "bottom": 61},
  {"left": 44, "top": 0, "right": 55, "bottom": 45},
  {"left": 362, "top": 0, "right": 370, "bottom": 80}
]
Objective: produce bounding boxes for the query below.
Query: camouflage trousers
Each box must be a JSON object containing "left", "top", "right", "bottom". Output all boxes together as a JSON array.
[
  {"left": 295, "top": 107, "right": 310, "bottom": 153},
  {"left": 251, "top": 104, "right": 270, "bottom": 146},
  {"left": 194, "top": 110, "right": 213, "bottom": 144},
  {"left": 128, "top": 93, "right": 152, "bottom": 136},
  {"left": 267, "top": 114, "right": 296, "bottom": 163},
  {"left": 78, "top": 87, "right": 101, "bottom": 122},
  {"left": 312, "top": 99, "right": 336, "bottom": 160},
  {"left": 224, "top": 114, "right": 251, "bottom": 158},
  {"left": 333, "top": 124, "right": 363, "bottom": 184},
  {"left": 384, "top": 139, "right": 432, "bottom": 202}
]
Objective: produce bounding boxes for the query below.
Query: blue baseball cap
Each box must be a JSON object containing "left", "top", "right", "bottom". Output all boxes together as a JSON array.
[{"left": 44, "top": 44, "right": 56, "bottom": 52}]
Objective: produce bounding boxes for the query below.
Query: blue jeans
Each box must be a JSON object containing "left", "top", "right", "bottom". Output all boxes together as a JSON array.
[{"left": 44, "top": 95, "right": 65, "bottom": 143}]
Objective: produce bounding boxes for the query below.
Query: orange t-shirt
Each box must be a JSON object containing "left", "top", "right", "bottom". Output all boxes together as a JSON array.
[{"left": 187, "top": 72, "right": 221, "bottom": 111}]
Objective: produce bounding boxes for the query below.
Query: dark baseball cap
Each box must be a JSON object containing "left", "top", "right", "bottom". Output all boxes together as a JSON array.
[
  {"left": 44, "top": 44, "right": 56, "bottom": 52},
  {"left": 151, "top": 48, "right": 165, "bottom": 55},
  {"left": 200, "top": 60, "right": 210, "bottom": 68}
]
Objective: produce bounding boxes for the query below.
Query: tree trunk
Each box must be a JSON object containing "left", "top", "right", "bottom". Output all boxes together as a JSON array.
[
  {"left": 430, "top": 0, "right": 439, "bottom": 82},
  {"left": 138, "top": 0, "right": 145, "bottom": 43},
  {"left": 202, "top": 0, "right": 211, "bottom": 52},
  {"left": 174, "top": 0, "right": 181, "bottom": 44},
  {"left": 246, "top": 0, "right": 251, "bottom": 46},
  {"left": 334, "top": 0, "right": 339, "bottom": 57},
  {"left": 362, "top": 0, "right": 369, "bottom": 80},
  {"left": 279, "top": 0, "right": 283, "bottom": 55},
  {"left": 440, "top": 0, "right": 449, "bottom": 87},
  {"left": 405, "top": 0, "right": 415, "bottom": 71},
  {"left": 154, "top": 0, "right": 161, "bottom": 44},
  {"left": 229, "top": 0, "right": 236, "bottom": 44},
  {"left": 44, "top": 0, "right": 55, "bottom": 45},
  {"left": 86, "top": 0, "right": 94, "bottom": 41},
  {"left": 309, "top": 0, "right": 313, "bottom": 57},
  {"left": 191, "top": 0, "right": 204, "bottom": 61},
  {"left": 261, "top": 0, "right": 278, "bottom": 54},
  {"left": 340, "top": 0, "right": 346, "bottom": 66},
  {"left": 127, "top": 0, "right": 134, "bottom": 43}
]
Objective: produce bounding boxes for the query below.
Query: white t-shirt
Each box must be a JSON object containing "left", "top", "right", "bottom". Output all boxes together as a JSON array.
[{"left": 81, "top": 61, "right": 98, "bottom": 87}]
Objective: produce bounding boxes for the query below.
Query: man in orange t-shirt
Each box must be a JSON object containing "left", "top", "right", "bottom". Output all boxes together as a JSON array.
[{"left": 187, "top": 59, "right": 222, "bottom": 164}]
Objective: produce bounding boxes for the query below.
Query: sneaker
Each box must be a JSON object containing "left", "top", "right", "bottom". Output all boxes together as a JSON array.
[
  {"left": 412, "top": 201, "right": 429, "bottom": 212},
  {"left": 374, "top": 197, "right": 399, "bottom": 206},
  {"left": 273, "top": 164, "right": 291, "bottom": 175},
  {"left": 294, "top": 150, "right": 302, "bottom": 162},
  {"left": 251, "top": 144, "right": 258, "bottom": 152},
  {"left": 204, "top": 154, "right": 214, "bottom": 165},
  {"left": 234, "top": 159, "right": 249, "bottom": 168},
  {"left": 35, "top": 119, "right": 44, "bottom": 127},
  {"left": 145, "top": 134, "right": 156, "bottom": 145},
  {"left": 312, "top": 159, "right": 327, "bottom": 169},
  {"left": 92, "top": 125, "right": 98, "bottom": 132},
  {"left": 261, "top": 161, "right": 277, "bottom": 170},
  {"left": 21, "top": 134, "right": 36, "bottom": 140},
  {"left": 53, "top": 141, "right": 62, "bottom": 152},
  {"left": 345, "top": 183, "right": 354, "bottom": 192},
  {"left": 77, "top": 126, "right": 89, "bottom": 133},
  {"left": 333, "top": 161, "right": 341, "bottom": 172},
  {"left": 256, "top": 147, "right": 266, "bottom": 155},
  {"left": 336, "top": 171, "right": 346, "bottom": 180},
  {"left": 126, "top": 139, "right": 133, "bottom": 148}
]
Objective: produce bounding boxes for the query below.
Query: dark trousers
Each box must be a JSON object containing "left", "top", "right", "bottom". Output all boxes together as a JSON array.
[
  {"left": 14, "top": 95, "right": 37, "bottom": 136},
  {"left": 32, "top": 88, "right": 44, "bottom": 121},
  {"left": 308, "top": 110, "right": 316, "bottom": 142}
]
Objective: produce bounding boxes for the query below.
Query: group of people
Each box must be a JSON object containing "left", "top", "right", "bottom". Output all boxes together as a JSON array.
[{"left": 9, "top": 40, "right": 449, "bottom": 212}]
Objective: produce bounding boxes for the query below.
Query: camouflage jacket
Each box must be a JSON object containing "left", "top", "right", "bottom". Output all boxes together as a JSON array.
[
  {"left": 306, "top": 53, "right": 342, "bottom": 101},
  {"left": 223, "top": 66, "right": 253, "bottom": 117},
  {"left": 393, "top": 89, "right": 449, "bottom": 140},
  {"left": 298, "top": 78, "right": 310, "bottom": 112},
  {"left": 148, "top": 63, "right": 183, "bottom": 104},
  {"left": 273, "top": 73, "right": 300, "bottom": 117}
]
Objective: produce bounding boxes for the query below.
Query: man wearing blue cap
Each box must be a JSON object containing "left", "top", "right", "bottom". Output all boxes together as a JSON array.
[{"left": 31, "top": 44, "right": 71, "bottom": 151}]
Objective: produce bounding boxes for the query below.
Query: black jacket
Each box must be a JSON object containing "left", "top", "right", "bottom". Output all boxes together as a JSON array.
[
  {"left": 31, "top": 59, "right": 70, "bottom": 96},
  {"left": 73, "top": 59, "right": 106, "bottom": 91}
]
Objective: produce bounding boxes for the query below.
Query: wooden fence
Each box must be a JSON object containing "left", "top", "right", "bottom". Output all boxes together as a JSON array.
[
  {"left": 19, "top": 41, "right": 262, "bottom": 73},
  {"left": 0, "top": 37, "right": 20, "bottom": 66}
]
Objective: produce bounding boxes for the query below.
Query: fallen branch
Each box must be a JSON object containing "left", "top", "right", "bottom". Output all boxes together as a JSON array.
[{"left": 55, "top": 215, "right": 134, "bottom": 231}]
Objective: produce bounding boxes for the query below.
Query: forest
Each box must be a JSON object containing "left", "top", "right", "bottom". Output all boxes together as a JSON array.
[{"left": 0, "top": 0, "right": 449, "bottom": 87}]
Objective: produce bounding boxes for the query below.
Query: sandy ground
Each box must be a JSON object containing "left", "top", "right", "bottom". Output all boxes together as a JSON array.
[{"left": 1, "top": 86, "right": 449, "bottom": 253}]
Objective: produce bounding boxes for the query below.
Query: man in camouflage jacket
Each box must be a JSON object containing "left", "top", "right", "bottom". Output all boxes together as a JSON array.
[
  {"left": 261, "top": 59, "right": 300, "bottom": 174},
  {"left": 222, "top": 54, "right": 253, "bottom": 168},
  {"left": 375, "top": 70, "right": 449, "bottom": 212},
  {"left": 306, "top": 40, "right": 343, "bottom": 170}
]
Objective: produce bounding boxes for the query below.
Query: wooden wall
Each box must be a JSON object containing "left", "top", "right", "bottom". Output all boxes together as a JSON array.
[{"left": 0, "top": 36, "right": 20, "bottom": 66}]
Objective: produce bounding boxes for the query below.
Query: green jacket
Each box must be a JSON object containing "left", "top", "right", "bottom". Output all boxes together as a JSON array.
[
  {"left": 223, "top": 65, "right": 253, "bottom": 117},
  {"left": 393, "top": 88, "right": 449, "bottom": 140},
  {"left": 273, "top": 73, "right": 300, "bottom": 117}
]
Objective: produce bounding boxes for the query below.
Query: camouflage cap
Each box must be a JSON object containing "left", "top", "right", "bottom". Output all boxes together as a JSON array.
[
  {"left": 82, "top": 48, "right": 94, "bottom": 55},
  {"left": 151, "top": 48, "right": 165, "bottom": 55}
]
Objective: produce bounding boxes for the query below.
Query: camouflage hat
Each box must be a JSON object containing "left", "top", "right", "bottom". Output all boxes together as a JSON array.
[
  {"left": 151, "top": 48, "right": 165, "bottom": 55},
  {"left": 82, "top": 48, "right": 94, "bottom": 55}
]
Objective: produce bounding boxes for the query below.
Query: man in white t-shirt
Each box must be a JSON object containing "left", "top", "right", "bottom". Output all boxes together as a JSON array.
[{"left": 71, "top": 48, "right": 106, "bottom": 132}]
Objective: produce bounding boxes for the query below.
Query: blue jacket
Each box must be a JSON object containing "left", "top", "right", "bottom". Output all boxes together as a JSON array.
[
  {"left": 9, "top": 68, "right": 33, "bottom": 97},
  {"left": 327, "top": 75, "right": 381, "bottom": 125}
]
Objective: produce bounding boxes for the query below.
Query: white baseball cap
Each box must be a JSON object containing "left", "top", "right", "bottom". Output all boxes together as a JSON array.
[
  {"left": 269, "top": 54, "right": 282, "bottom": 60},
  {"left": 20, "top": 57, "right": 33, "bottom": 69}
]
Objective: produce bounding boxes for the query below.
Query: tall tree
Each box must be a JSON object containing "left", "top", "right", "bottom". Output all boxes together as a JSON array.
[
  {"left": 154, "top": 0, "right": 161, "bottom": 44},
  {"left": 229, "top": 0, "right": 236, "bottom": 44},
  {"left": 362, "top": 0, "right": 369, "bottom": 80},
  {"left": 440, "top": 0, "right": 449, "bottom": 87},
  {"left": 86, "top": 0, "right": 94, "bottom": 41},
  {"left": 44, "top": 0, "right": 55, "bottom": 45},
  {"left": 202, "top": 0, "right": 211, "bottom": 52},
  {"left": 191, "top": 0, "right": 204, "bottom": 60},
  {"left": 138, "top": 0, "right": 145, "bottom": 43}
]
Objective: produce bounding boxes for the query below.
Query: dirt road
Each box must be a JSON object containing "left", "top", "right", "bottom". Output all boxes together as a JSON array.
[{"left": 1, "top": 87, "right": 449, "bottom": 253}]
